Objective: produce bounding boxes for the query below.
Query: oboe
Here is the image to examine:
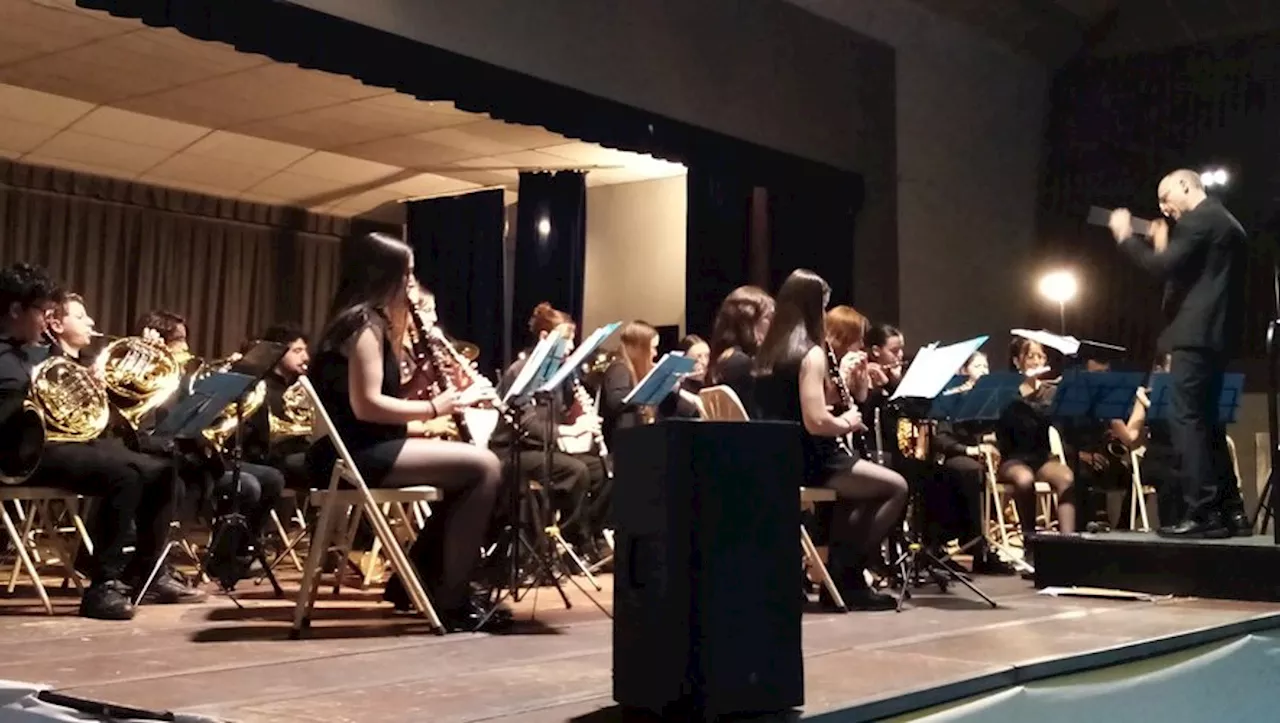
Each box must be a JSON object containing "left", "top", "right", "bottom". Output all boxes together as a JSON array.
[
  {"left": 824, "top": 342, "right": 864, "bottom": 458},
  {"left": 570, "top": 379, "right": 613, "bottom": 478}
]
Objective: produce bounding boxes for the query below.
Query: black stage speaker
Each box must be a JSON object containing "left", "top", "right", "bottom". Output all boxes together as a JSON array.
[{"left": 612, "top": 420, "right": 804, "bottom": 720}]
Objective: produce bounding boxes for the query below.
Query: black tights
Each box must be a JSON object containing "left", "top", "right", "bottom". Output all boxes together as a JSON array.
[
  {"left": 380, "top": 438, "right": 503, "bottom": 610},
  {"left": 824, "top": 460, "right": 909, "bottom": 585},
  {"left": 998, "top": 459, "right": 1075, "bottom": 540}
]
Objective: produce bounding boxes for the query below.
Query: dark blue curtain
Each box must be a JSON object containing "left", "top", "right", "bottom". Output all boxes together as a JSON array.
[
  {"left": 512, "top": 171, "right": 586, "bottom": 352},
  {"left": 406, "top": 189, "right": 505, "bottom": 376},
  {"left": 685, "top": 166, "right": 761, "bottom": 338},
  {"left": 767, "top": 175, "right": 864, "bottom": 310}
]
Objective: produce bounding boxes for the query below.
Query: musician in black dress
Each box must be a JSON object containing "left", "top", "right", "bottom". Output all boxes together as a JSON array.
[
  {"left": 304, "top": 231, "right": 505, "bottom": 631},
  {"left": 705, "top": 285, "right": 774, "bottom": 411},
  {"left": 996, "top": 338, "right": 1076, "bottom": 558},
  {"left": 755, "top": 269, "right": 905, "bottom": 611}
]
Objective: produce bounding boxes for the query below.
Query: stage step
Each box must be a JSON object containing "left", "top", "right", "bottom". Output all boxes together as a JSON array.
[{"left": 1033, "top": 531, "right": 1280, "bottom": 603}]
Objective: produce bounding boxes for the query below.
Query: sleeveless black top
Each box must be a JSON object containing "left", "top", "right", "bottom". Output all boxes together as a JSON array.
[
  {"left": 306, "top": 316, "right": 407, "bottom": 485},
  {"left": 754, "top": 350, "right": 850, "bottom": 484}
]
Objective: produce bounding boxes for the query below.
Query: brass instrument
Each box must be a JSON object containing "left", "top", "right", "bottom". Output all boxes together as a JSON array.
[
  {"left": 268, "top": 378, "right": 314, "bottom": 444},
  {"left": 93, "top": 336, "right": 184, "bottom": 428},
  {"left": 188, "top": 353, "right": 267, "bottom": 449},
  {"left": 0, "top": 399, "right": 45, "bottom": 485},
  {"left": 897, "top": 417, "right": 932, "bottom": 462}
]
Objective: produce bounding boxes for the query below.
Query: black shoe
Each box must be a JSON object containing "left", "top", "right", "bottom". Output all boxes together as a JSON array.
[
  {"left": 440, "top": 595, "right": 514, "bottom": 633},
  {"left": 80, "top": 580, "right": 136, "bottom": 621},
  {"left": 1157, "top": 515, "right": 1230, "bottom": 540},
  {"left": 972, "top": 556, "right": 1017, "bottom": 576},
  {"left": 134, "top": 568, "right": 208, "bottom": 605},
  {"left": 1228, "top": 509, "right": 1254, "bottom": 537},
  {"left": 845, "top": 587, "right": 897, "bottom": 611}
]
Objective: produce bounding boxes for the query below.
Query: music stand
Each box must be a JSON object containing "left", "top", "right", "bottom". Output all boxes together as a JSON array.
[
  {"left": 621, "top": 353, "right": 696, "bottom": 407},
  {"left": 152, "top": 341, "right": 288, "bottom": 599},
  {"left": 1147, "top": 372, "right": 1244, "bottom": 425},
  {"left": 887, "top": 348, "right": 998, "bottom": 611}
]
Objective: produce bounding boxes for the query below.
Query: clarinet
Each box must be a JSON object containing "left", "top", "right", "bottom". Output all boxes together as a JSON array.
[
  {"left": 824, "top": 343, "right": 865, "bottom": 459},
  {"left": 407, "top": 306, "right": 472, "bottom": 443},
  {"left": 571, "top": 379, "right": 613, "bottom": 478}
]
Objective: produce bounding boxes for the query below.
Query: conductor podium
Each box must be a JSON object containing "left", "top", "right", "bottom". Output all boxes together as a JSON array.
[{"left": 612, "top": 420, "right": 804, "bottom": 720}]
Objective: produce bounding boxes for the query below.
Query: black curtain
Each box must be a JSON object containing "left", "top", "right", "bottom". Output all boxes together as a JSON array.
[
  {"left": 685, "top": 166, "right": 762, "bottom": 338},
  {"left": 512, "top": 171, "right": 586, "bottom": 353},
  {"left": 766, "top": 175, "right": 864, "bottom": 310},
  {"left": 405, "top": 189, "right": 505, "bottom": 377}
]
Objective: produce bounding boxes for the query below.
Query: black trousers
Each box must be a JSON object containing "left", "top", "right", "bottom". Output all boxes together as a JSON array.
[
  {"left": 1170, "top": 348, "right": 1242, "bottom": 520},
  {"left": 27, "top": 438, "right": 178, "bottom": 582},
  {"left": 212, "top": 461, "right": 286, "bottom": 535},
  {"left": 504, "top": 448, "right": 606, "bottom": 544},
  {"left": 937, "top": 455, "right": 989, "bottom": 559}
]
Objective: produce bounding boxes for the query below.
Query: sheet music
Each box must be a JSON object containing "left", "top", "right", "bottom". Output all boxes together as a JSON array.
[
  {"left": 622, "top": 352, "right": 697, "bottom": 406},
  {"left": 541, "top": 322, "right": 623, "bottom": 392},
  {"left": 504, "top": 334, "right": 564, "bottom": 404},
  {"left": 1011, "top": 329, "right": 1081, "bottom": 356},
  {"left": 891, "top": 336, "right": 989, "bottom": 401},
  {"left": 1086, "top": 206, "right": 1153, "bottom": 237}
]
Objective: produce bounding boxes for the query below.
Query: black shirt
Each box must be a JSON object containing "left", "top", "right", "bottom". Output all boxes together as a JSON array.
[
  {"left": 708, "top": 348, "right": 755, "bottom": 415},
  {"left": 1119, "top": 197, "right": 1248, "bottom": 354},
  {"left": 0, "top": 337, "right": 35, "bottom": 431},
  {"left": 308, "top": 318, "right": 406, "bottom": 457},
  {"left": 996, "top": 381, "right": 1056, "bottom": 466},
  {"left": 598, "top": 358, "right": 696, "bottom": 448},
  {"left": 754, "top": 353, "right": 843, "bottom": 484}
]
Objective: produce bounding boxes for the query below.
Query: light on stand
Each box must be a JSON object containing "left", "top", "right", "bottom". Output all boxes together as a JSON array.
[
  {"left": 1201, "top": 168, "right": 1230, "bottom": 188},
  {"left": 1038, "top": 270, "right": 1078, "bottom": 334}
]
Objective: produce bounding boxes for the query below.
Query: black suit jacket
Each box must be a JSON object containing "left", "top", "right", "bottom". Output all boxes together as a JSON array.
[{"left": 1119, "top": 197, "right": 1248, "bottom": 355}]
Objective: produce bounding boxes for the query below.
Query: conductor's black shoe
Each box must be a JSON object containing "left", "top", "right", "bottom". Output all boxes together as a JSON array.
[
  {"left": 1228, "top": 509, "right": 1254, "bottom": 536},
  {"left": 1157, "top": 514, "right": 1230, "bottom": 539},
  {"left": 79, "top": 580, "right": 135, "bottom": 621}
]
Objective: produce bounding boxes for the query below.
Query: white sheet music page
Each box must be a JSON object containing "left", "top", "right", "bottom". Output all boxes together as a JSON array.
[
  {"left": 890, "top": 336, "right": 988, "bottom": 401},
  {"left": 1011, "top": 329, "right": 1081, "bottom": 356}
]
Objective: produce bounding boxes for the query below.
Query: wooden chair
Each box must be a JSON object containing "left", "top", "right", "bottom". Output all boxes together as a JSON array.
[
  {"left": 0, "top": 488, "right": 93, "bottom": 613},
  {"left": 291, "top": 376, "right": 445, "bottom": 637},
  {"left": 697, "top": 385, "right": 847, "bottom": 612}
]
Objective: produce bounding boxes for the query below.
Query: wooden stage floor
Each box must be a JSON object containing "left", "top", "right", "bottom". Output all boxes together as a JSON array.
[{"left": 2, "top": 572, "right": 1279, "bottom": 722}]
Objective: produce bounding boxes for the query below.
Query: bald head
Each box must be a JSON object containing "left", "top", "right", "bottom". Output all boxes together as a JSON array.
[{"left": 1157, "top": 168, "right": 1207, "bottom": 220}]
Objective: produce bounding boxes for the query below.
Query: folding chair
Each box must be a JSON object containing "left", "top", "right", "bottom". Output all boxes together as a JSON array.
[
  {"left": 697, "top": 385, "right": 847, "bottom": 612},
  {"left": 1, "top": 488, "right": 93, "bottom": 613},
  {"left": 291, "top": 377, "right": 445, "bottom": 637}
]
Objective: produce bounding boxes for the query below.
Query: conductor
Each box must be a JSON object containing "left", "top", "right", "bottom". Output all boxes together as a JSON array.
[{"left": 1108, "top": 169, "right": 1249, "bottom": 538}]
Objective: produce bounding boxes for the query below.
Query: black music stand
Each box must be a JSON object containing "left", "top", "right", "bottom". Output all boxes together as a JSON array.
[
  {"left": 1267, "top": 320, "right": 1280, "bottom": 542},
  {"left": 889, "top": 361, "right": 1001, "bottom": 612},
  {"left": 152, "top": 341, "right": 288, "bottom": 599}
]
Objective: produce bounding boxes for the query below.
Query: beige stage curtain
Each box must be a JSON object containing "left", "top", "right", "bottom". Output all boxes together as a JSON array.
[{"left": 0, "top": 160, "right": 368, "bottom": 358}]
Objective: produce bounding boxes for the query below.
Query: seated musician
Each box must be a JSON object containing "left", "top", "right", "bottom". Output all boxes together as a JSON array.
[
  {"left": 304, "top": 232, "right": 505, "bottom": 631},
  {"left": 132, "top": 309, "right": 286, "bottom": 544},
  {"left": 931, "top": 352, "right": 1015, "bottom": 574},
  {"left": 678, "top": 334, "right": 710, "bottom": 393},
  {"left": 0, "top": 263, "right": 202, "bottom": 619},
  {"left": 996, "top": 338, "right": 1076, "bottom": 560},
  {"left": 241, "top": 323, "right": 312, "bottom": 489},
  {"left": 825, "top": 305, "right": 872, "bottom": 403},
  {"left": 1062, "top": 352, "right": 1129, "bottom": 529},
  {"left": 858, "top": 324, "right": 906, "bottom": 458},
  {"left": 494, "top": 302, "right": 607, "bottom": 558},
  {"left": 754, "top": 269, "right": 904, "bottom": 610},
  {"left": 705, "top": 285, "right": 775, "bottom": 410},
  {"left": 1110, "top": 353, "right": 1185, "bottom": 526},
  {"left": 599, "top": 321, "right": 702, "bottom": 447}
]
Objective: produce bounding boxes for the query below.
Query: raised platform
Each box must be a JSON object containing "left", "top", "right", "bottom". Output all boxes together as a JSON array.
[
  {"left": 1033, "top": 531, "right": 1280, "bottom": 602},
  {"left": 3, "top": 573, "right": 1280, "bottom": 722}
]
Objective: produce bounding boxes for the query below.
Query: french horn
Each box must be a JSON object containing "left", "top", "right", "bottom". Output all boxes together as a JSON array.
[
  {"left": 269, "top": 378, "right": 314, "bottom": 444},
  {"left": 2, "top": 356, "right": 113, "bottom": 485},
  {"left": 188, "top": 353, "right": 267, "bottom": 449},
  {"left": 93, "top": 336, "right": 184, "bottom": 428}
]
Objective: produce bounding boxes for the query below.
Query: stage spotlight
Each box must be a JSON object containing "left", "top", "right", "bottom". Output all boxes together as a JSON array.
[
  {"left": 537, "top": 217, "right": 552, "bottom": 237},
  {"left": 1201, "top": 168, "right": 1230, "bottom": 188},
  {"left": 1038, "top": 270, "right": 1078, "bottom": 333}
]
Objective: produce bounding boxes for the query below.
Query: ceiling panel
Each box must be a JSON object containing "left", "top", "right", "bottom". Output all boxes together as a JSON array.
[{"left": 0, "top": 0, "right": 686, "bottom": 218}]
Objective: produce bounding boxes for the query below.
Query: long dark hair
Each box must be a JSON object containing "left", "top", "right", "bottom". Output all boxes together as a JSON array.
[
  {"left": 865, "top": 323, "right": 901, "bottom": 351},
  {"left": 755, "top": 269, "right": 829, "bottom": 375},
  {"left": 320, "top": 231, "right": 413, "bottom": 351},
  {"left": 707, "top": 285, "right": 774, "bottom": 383}
]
